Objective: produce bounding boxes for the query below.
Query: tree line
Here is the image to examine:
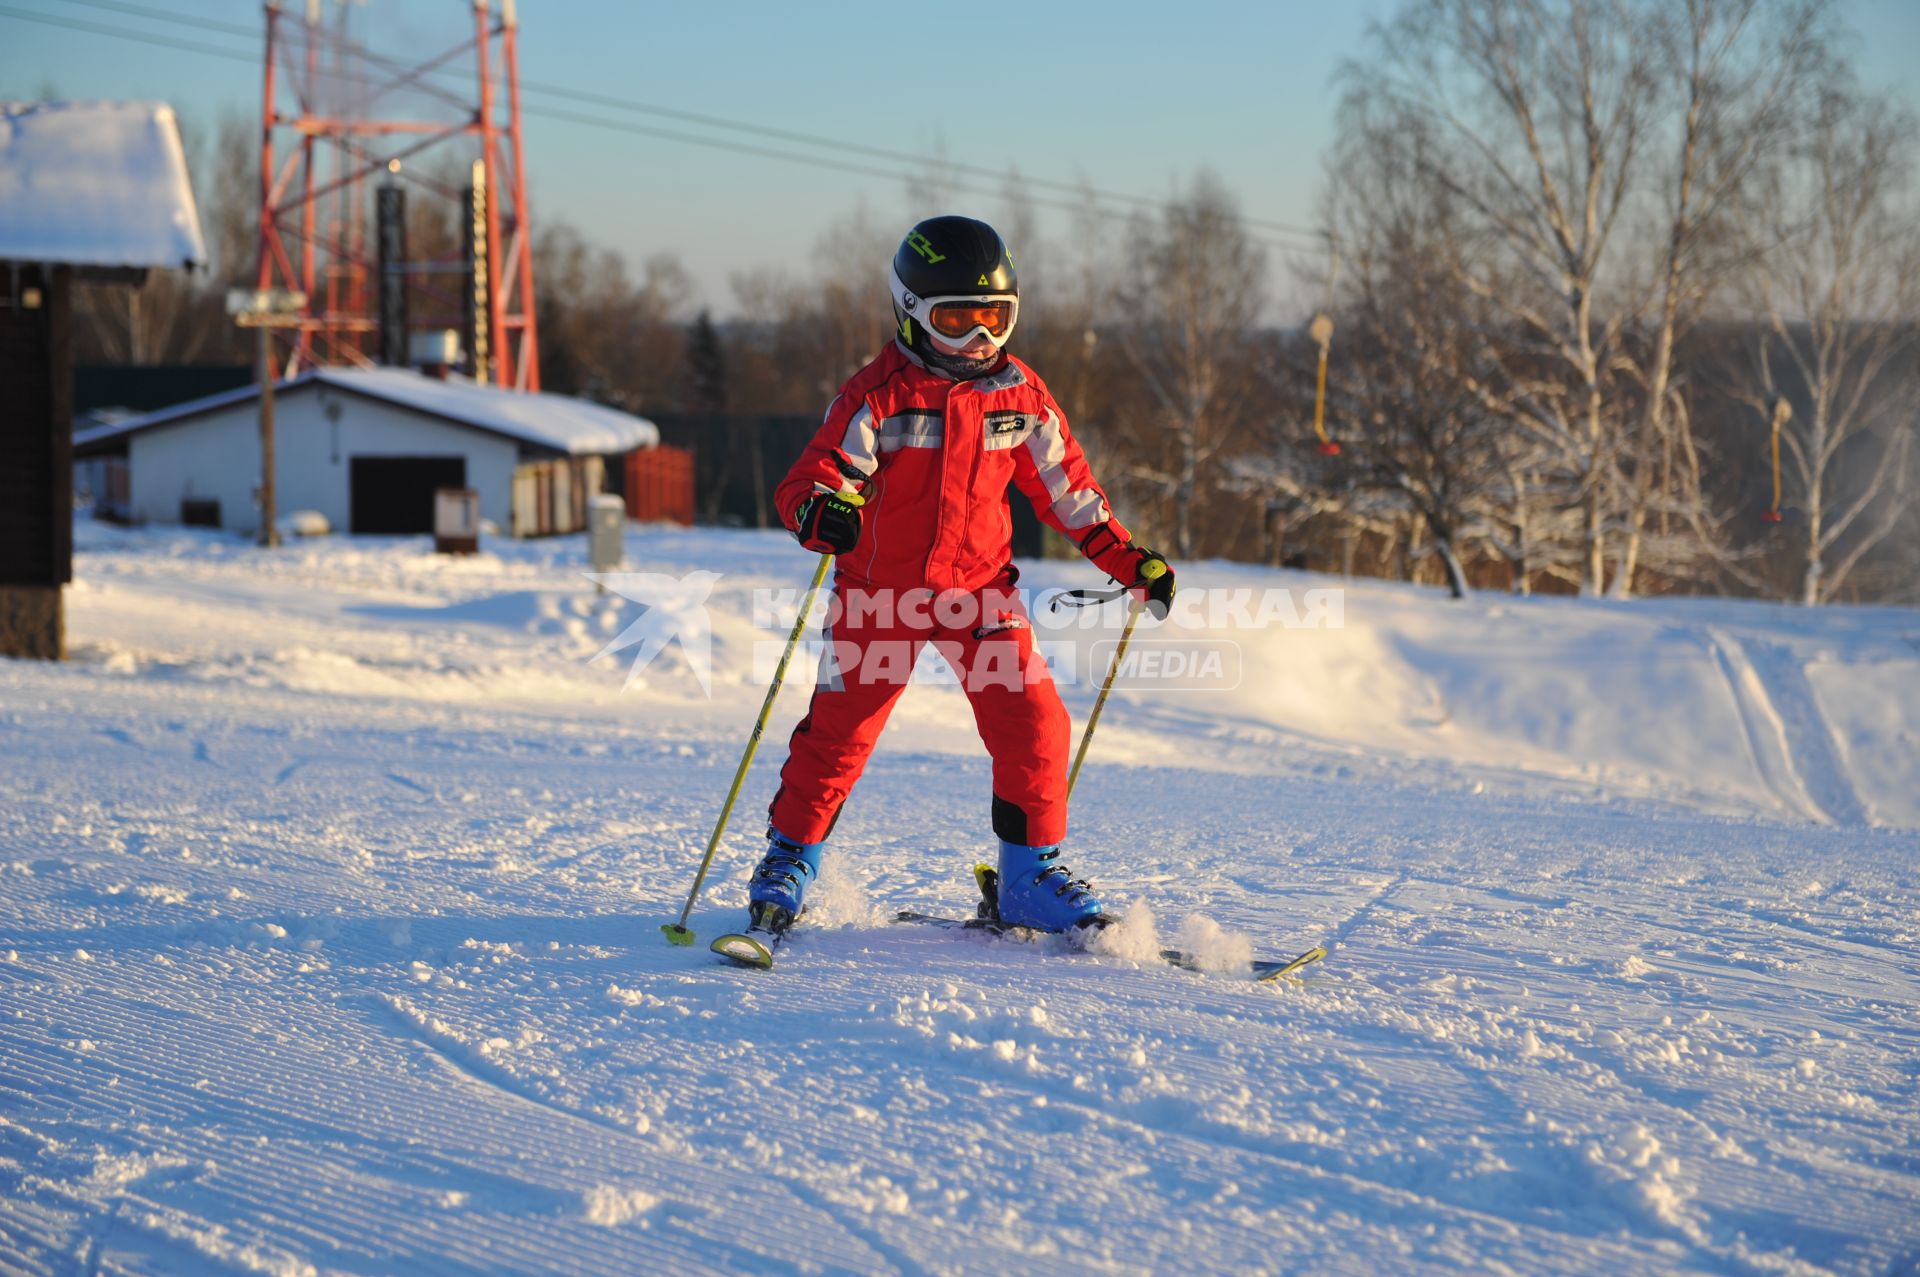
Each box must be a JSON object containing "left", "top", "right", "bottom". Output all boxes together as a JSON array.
[
  {"left": 63, "top": 0, "right": 1917, "bottom": 604},
  {"left": 1307, "top": 0, "right": 1918, "bottom": 604}
]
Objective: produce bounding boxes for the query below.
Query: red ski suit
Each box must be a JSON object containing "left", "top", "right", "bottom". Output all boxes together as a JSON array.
[{"left": 768, "top": 340, "right": 1136, "bottom": 848}]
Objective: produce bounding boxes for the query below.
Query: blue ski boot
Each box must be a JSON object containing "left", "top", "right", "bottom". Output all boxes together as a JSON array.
[
  {"left": 711, "top": 829, "right": 825, "bottom": 970},
  {"left": 993, "top": 840, "right": 1105, "bottom": 934},
  {"left": 746, "top": 828, "right": 825, "bottom": 936}
]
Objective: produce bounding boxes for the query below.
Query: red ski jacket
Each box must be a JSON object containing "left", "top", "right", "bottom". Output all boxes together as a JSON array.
[{"left": 775, "top": 341, "right": 1135, "bottom": 594}]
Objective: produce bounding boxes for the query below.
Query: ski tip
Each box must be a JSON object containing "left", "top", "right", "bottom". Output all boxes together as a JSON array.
[
  {"left": 710, "top": 933, "right": 775, "bottom": 970},
  {"left": 1255, "top": 944, "right": 1329, "bottom": 982}
]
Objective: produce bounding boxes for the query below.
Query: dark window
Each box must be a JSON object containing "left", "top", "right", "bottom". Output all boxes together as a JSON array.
[{"left": 349, "top": 456, "right": 466, "bottom": 534}]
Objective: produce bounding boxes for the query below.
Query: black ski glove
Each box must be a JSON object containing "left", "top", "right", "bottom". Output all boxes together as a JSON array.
[
  {"left": 793, "top": 491, "right": 863, "bottom": 555},
  {"left": 1131, "top": 549, "right": 1175, "bottom": 620}
]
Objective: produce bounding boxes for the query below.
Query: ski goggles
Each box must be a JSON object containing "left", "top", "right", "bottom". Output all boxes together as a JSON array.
[
  {"left": 892, "top": 267, "right": 1020, "bottom": 348},
  {"left": 921, "top": 296, "right": 1018, "bottom": 344}
]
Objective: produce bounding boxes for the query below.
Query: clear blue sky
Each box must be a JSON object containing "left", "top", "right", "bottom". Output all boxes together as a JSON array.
[{"left": 4, "top": 0, "right": 1916, "bottom": 318}]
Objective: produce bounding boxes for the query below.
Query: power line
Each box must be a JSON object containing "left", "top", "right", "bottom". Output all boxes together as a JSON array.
[
  {"left": 0, "top": 4, "right": 257, "bottom": 71},
  {"left": 56, "top": 0, "right": 1328, "bottom": 243},
  {"left": 1, "top": 1, "right": 1330, "bottom": 257},
  {"left": 63, "top": 0, "right": 257, "bottom": 40}
]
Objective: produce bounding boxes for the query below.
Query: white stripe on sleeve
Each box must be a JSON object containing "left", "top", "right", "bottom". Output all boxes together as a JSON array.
[
  {"left": 1024, "top": 408, "right": 1109, "bottom": 529},
  {"left": 838, "top": 403, "right": 879, "bottom": 480}
]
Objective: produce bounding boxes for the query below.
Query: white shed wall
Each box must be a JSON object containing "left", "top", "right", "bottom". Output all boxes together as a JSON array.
[
  {"left": 127, "top": 386, "right": 524, "bottom": 534},
  {"left": 130, "top": 407, "right": 262, "bottom": 532}
]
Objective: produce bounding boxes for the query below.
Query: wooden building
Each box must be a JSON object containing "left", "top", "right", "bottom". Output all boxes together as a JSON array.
[{"left": 0, "top": 101, "right": 206, "bottom": 660}]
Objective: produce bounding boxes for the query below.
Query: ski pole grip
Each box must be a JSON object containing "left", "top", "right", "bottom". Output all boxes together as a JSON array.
[{"left": 1140, "top": 559, "right": 1167, "bottom": 581}]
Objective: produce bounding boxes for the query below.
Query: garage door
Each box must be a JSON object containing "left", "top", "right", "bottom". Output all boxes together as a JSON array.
[{"left": 349, "top": 456, "right": 466, "bottom": 534}]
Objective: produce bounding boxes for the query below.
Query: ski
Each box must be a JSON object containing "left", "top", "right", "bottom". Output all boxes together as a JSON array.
[
  {"left": 709, "top": 926, "right": 786, "bottom": 970},
  {"left": 709, "top": 865, "right": 1329, "bottom": 981},
  {"left": 907, "top": 864, "right": 1324, "bottom": 982},
  {"left": 891, "top": 910, "right": 1326, "bottom": 982},
  {"left": 709, "top": 898, "right": 801, "bottom": 970}
]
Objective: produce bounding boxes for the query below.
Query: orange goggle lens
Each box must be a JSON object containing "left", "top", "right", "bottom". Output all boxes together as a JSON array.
[{"left": 925, "top": 300, "right": 1014, "bottom": 339}]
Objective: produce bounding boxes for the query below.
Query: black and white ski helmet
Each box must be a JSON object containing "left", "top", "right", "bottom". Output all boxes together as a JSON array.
[{"left": 888, "top": 215, "right": 1019, "bottom": 377}]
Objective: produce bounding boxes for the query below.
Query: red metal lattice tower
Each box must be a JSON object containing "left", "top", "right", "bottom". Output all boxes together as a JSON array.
[{"left": 255, "top": 0, "right": 540, "bottom": 389}]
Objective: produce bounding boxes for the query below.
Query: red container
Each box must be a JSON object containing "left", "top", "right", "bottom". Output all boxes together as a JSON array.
[{"left": 624, "top": 445, "right": 695, "bottom": 526}]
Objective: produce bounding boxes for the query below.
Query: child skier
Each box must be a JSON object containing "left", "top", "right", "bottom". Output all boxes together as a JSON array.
[{"left": 738, "top": 215, "right": 1175, "bottom": 946}]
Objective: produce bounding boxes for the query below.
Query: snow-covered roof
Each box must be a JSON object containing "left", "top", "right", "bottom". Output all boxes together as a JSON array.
[
  {"left": 74, "top": 366, "right": 660, "bottom": 456},
  {"left": 0, "top": 101, "right": 207, "bottom": 269},
  {"left": 325, "top": 367, "right": 659, "bottom": 454}
]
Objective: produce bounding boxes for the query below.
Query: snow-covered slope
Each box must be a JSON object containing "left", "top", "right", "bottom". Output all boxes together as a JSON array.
[
  {"left": 1, "top": 522, "right": 1915, "bottom": 1275},
  {"left": 1117, "top": 559, "right": 1919, "bottom": 828}
]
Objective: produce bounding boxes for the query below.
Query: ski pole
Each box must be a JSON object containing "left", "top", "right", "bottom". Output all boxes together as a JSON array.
[
  {"left": 661, "top": 503, "right": 854, "bottom": 945},
  {"left": 1065, "top": 558, "right": 1166, "bottom": 798}
]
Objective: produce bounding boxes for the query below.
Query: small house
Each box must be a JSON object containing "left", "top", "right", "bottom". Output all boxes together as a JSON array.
[{"left": 75, "top": 366, "right": 660, "bottom": 537}]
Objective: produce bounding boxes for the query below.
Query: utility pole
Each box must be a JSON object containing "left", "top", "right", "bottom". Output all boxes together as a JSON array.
[
  {"left": 228, "top": 288, "right": 306, "bottom": 547},
  {"left": 258, "top": 324, "right": 277, "bottom": 545}
]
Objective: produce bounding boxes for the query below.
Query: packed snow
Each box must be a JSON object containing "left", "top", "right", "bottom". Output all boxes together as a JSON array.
[{"left": 1, "top": 520, "right": 1916, "bottom": 1275}]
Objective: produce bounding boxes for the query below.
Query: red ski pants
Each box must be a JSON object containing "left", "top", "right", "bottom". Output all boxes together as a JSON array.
[{"left": 768, "top": 579, "right": 1071, "bottom": 847}]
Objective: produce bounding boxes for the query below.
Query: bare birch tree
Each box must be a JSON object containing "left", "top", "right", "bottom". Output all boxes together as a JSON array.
[
  {"left": 1338, "top": 0, "right": 1847, "bottom": 595},
  {"left": 1345, "top": 0, "right": 1662, "bottom": 593},
  {"left": 1739, "top": 86, "right": 1920, "bottom": 604},
  {"left": 1319, "top": 117, "right": 1515, "bottom": 598},
  {"left": 1112, "top": 172, "right": 1266, "bottom": 558},
  {"left": 1610, "top": 0, "right": 1833, "bottom": 594}
]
